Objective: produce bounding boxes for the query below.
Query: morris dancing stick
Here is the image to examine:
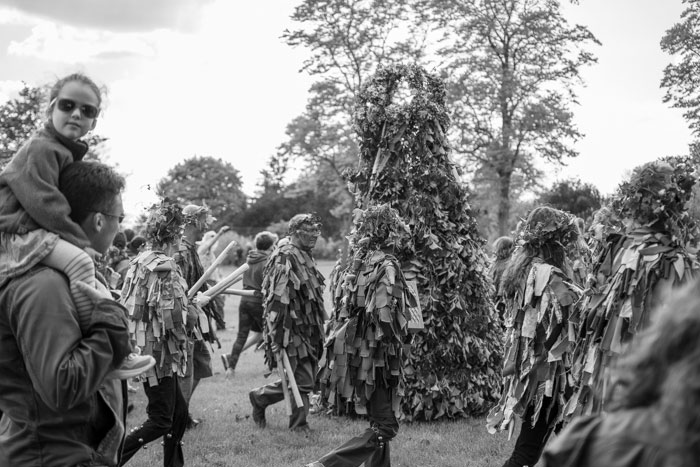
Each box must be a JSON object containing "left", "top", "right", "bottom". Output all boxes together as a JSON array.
[
  {"left": 220, "top": 288, "right": 256, "bottom": 297},
  {"left": 281, "top": 349, "right": 304, "bottom": 408},
  {"left": 202, "top": 263, "right": 249, "bottom": 298},
  {"left": 188, "top": 240, "right": 238, "bottom": 298},
  {"left": 276, "top": 352, "right": 293, "bottom": 416}
]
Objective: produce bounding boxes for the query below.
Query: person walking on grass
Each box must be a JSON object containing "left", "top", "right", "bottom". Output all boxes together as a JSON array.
[
  {"left": 487, "top": 206, "right": 583, "bottom": 467},
  {"left": 304, "top": 204, "right": 416, "bottom": 467},
  {"left": 222, "top": 230, "right": 278, "bottom": 378},
  {"left": 118, "top": 200, "right": 190, "bottom": 467},
  {"left": 249, "top": 214, "right": 326, "bottom": 430}
]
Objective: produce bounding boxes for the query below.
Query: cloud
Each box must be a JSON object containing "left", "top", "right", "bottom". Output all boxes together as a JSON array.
[
  {"left": 6, "top": 22, "right": 158, "bottom": 62},
  {"left": 0, "top": 0, "right": 214, "bottom": 33},
  {"left": 0, "top": 79, "right": 25, "bottom": 103}
]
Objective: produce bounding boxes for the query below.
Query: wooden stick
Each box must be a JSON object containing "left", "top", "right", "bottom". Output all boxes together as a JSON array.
[
  {"left": 220, "top": 288, "right": 257, "bottom": 297},
  {"left": 276, "top": 353, "right": 293, "bottom": 416},
  {"left": 281, "top": 350, "right": 304, "bottom": 408},
  {"left": 188, "top": 240, "right": 237, "bottom": 298},
  {"left": 202, "top": 263, "right": 249, "bottom": 298}
]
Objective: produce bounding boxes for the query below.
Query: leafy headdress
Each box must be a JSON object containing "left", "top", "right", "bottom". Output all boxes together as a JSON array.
[
  {"left": 516, "top": 205, "right": 579, "bottom": 251},
  {"left": 612, "top": 157, "right": 697, "bottom": 240},
  {"left": 288, "top": 213, "right": 322, "bottom": 235},
  {"left": 349, "top": 203, "right": 410, "bottom": 252},
  {"left": 145, "top": 198, "right": 184, "bottom": 247}
]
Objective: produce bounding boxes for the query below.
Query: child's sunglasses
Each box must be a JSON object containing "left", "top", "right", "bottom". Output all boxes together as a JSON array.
[{"left": 51, "top": 98, "right": 100, "bottom": 119}]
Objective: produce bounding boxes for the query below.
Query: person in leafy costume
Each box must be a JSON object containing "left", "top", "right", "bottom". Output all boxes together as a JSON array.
[
  {"left": 304, "top": 204, "right": 417, "bottom": 467},
  {"left": 487, "top": 206, "right": 582, "bottom": 467},
  {"left": 118, "top": 199, "right": 190, "bottom": 467},
  {"left": 248, "top": 213, "right": 326, "bottom": 430},
  {"left": 570, "top": 157, "right": 698, "bottom": 417}
]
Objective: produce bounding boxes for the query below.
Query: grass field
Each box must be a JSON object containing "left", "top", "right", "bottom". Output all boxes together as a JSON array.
[{"left": 123, "top": 260, "right": 516, "bottom": 467}]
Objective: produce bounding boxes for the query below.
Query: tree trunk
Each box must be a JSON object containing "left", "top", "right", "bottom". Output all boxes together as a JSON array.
[{"left": 497, "top": 172, "right": 512, "bottom": 236}]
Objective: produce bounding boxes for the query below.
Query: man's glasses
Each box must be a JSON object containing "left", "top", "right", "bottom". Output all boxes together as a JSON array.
[
  {"left": 97, "top": 212, "right": 125, "bottom": 223},
  {"left": 51, "top": 98, "right": 100, "bottom": 119}
]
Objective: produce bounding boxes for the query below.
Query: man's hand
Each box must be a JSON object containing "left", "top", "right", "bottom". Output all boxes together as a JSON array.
[
  {"left": 270, "top": 342, "right": 281, "bottom": 354},
  {"left": 194, "top": 291, "right": 212, "bottom": 307},
  {"left": 76, "top": 280, "right": 113, "bottom": 303},
  {"left": 218, "top": 226, "right": 231, "bottom": 235}
]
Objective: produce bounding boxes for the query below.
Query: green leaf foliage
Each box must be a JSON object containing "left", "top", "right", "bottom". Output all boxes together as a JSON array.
[
  {"left": 156, "top": 156, "right": 246, "bottom": 229},
  {"left": 348, "top": 64, "right": 503, "bottom": 420}
]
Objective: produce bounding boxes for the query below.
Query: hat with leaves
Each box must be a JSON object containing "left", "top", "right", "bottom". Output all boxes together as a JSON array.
[
  {"left": 516, "top": 206, "right": 579, "bottom": 250},
  {"left": 350, "top": 203, "right": 410, "bottom": 251},
  {"left": 288, "top": 213, "right": 322, "bottom": 235},
  {"left": 146, "top": 198, "right": 184, "bottom": 246},
  {"left": 181, "top": 204, "right": 215, "bottom": 231},
  {"left": 612, "top": 156, "right": 697, "bottom": 234}
]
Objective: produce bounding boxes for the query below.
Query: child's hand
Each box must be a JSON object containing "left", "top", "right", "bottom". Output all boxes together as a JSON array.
[
  {"left": 84, "top": 247, "right": 103, "bottom": 261},
  {"left": 76, "top": 280, "right": 113, "bottom": 303}
]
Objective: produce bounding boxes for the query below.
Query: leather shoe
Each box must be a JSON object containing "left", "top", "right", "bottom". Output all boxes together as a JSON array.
[{"left": 249, "top": 391, "right": 266, "bottom": 428}]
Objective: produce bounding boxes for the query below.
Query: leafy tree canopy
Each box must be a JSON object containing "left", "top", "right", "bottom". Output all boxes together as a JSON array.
[
  {"left": 538, "top": 178, "right": 602, "bottom": 221},
  {"left": 156, "top": 156, "right": 246, "bottom": 229}
]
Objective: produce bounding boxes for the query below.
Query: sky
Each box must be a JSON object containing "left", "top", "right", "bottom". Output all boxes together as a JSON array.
[{"left": 0, "top": 0, "right": 693, "bottom": 224}]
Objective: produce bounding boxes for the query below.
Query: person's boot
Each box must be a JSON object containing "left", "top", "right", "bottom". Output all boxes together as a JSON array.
[
  {"left": 249, "top": 390, "right": 267, "bottom": 428},
  {"left": 289, "top": 393, "right": 310, "bottom": 430}
]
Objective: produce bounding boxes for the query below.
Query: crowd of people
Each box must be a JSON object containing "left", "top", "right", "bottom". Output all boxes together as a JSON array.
[{"left": 0, "top": 71, "right": 699, "bottom": 467}]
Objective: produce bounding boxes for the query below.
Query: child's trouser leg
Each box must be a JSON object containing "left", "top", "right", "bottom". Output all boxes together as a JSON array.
[{"left": 43, "top": 239, "right": 95, "bottom": 333}]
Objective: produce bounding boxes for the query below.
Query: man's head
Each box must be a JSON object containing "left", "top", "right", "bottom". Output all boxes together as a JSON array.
[
  {"left": 182, "top": 204, "right": 214, "bottom": 241},
  {"left": 59, "top": 161, "right": 125, "bottom": 255},
  {"left": 288, "top": 213, "right": 322, "bottom": 252}
]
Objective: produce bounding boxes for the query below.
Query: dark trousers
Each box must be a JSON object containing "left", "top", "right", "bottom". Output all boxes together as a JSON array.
[
  {"left": 503, "top": 397, "right": 556, "bottom": 467},
  {"left": 228, "top": 300, "right": 263, "bottom": 370},
  {"left": 119, "top": 375, "right": 188, "bottom": 467},
  {"left": 249, "top": 356, "right": 314, "bottom": 429},
  {"left": 316, "top": 385, "right": 399, "bottom": 467}
]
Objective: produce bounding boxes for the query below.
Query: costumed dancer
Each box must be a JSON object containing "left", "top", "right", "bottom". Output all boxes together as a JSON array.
[
  {"left": 222, "top": 230, "right": 278, "bottom": 378},
  {"left": 249, "top": 214, "right": 326, "bottom": 430},
  {"left": 570, "top": 157, "right": 698, "bottom": 416},
  {"left": 486, "top": 206, "right": 583, "bottom": 467},
  {"left": 489, "top": 236, "right": 514, "bottom": 324},
  {"left": 119, "top": 200, "right": 190, "bottom": 467},
  {"left": 304, "top": 204, "right": 416, "bottom": 467},
  {"left": 197, "top": 225, "right": 230, "bottom": 330},
  {"left": 173, "top": 204, "right": 217, "bottom": 429},
  {"left": 0, "top": 72, "right": 152, "bottom": 379}
]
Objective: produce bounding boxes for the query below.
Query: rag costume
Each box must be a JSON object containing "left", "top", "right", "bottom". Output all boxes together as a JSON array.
[
  {"left": 249, "top": 237, "right": 326, "bottom": 429},
  {"left": 119, "top": 250, "right": 190, "bottom": 467},
  {"left": 312, "top": 248, "right": 416, "bottom": 467}
]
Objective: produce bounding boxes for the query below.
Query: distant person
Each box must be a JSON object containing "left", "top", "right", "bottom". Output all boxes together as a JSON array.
[
  {"left": 488, "top": 235, "right": 513, "bottom": 322},
  {"left": 126, "top": 235, "right": 146, "bottom": 258},
  {"left": 544, "top": 279, "right": 700, "bottom": 467},
  {"left": 0, "top": 72, "right": 151, "bottom": 378},
  {"left": 197, "top": 226, "right": 230, "bottom": 330},
  {"left": 249, "top": 214, "right": 326, "bottom": 430},
  {"left": 0, "top": 161, "right": 134, "bottom": 466},
  {"left": 222, "top": 230, "right": 277, "bottom": 377}
]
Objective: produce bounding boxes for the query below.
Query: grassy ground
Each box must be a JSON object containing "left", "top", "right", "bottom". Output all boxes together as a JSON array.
[{"left": 124, "top": 260, "right": 515, "bottom": 466}]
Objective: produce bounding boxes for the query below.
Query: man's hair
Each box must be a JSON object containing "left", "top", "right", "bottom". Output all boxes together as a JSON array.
[
  {"left": 59, "top": 161, "right": 125, "bottom": 224},
  {"left": 254, "top": 231, "right": 278, "bottom": 250}
]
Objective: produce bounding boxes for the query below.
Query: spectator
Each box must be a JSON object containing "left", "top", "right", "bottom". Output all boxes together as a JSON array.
[{"left": 0, "top": 161, "right": 132, "bottom": 466}]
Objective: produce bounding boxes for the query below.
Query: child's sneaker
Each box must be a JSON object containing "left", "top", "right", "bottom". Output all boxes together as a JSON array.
[{"left": 106, "top": 353, "right": 156, "bottom": 380}]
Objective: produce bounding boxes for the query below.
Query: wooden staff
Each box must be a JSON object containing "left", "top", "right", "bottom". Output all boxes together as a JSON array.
[
  {"left": 281, "top": 349, "right": 304, "bottom": 408},
  {"left": 220, "top": 288, "right": 257, "bottom": 297},
  {"left": 202, "top": 263, "right": 249, "bottom": 298},
  {"left": 276, "top": 352, "right": 293, "bottom": 416},
  {"left": 188, "top": 240, "right": 238, "bottom": 298}
]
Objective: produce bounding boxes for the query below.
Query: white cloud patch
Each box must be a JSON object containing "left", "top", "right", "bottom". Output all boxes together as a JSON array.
[
  {"left": 0, "top": 0, "right": 213, "bottom": 32},
  {"left": 0, "top": 79, "right": 25, "bottom": 104}
]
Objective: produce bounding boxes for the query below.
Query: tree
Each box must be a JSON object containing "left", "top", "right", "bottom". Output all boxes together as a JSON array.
[
  {"left": 349, "top": 64, "right": 503, "bottom": 420},
  {"left": 432, "top": 0, "right": 599, "bottom": 235},
  {"left": 538, "top": 178, "right": 602, "bottom": 220},
  {"left": 0, "top": 85, "right": 44, "bottom": 169},
  {"left": 0, "top": 84, "right": 109, "bottom": 170},
  {"left": 156, "top": 156, "right": 247, "bottom": 228},
  {"left": 661, "top": 0, "right": 700, "bottom": 137}
]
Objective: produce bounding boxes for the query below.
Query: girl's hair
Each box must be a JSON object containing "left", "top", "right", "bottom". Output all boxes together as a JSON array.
[
  {"left": 610, "top": 279, "right": 700, "bottom": 461},
  {"left": 46, "top": 73, "right": 103, "bottom": 118}
]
